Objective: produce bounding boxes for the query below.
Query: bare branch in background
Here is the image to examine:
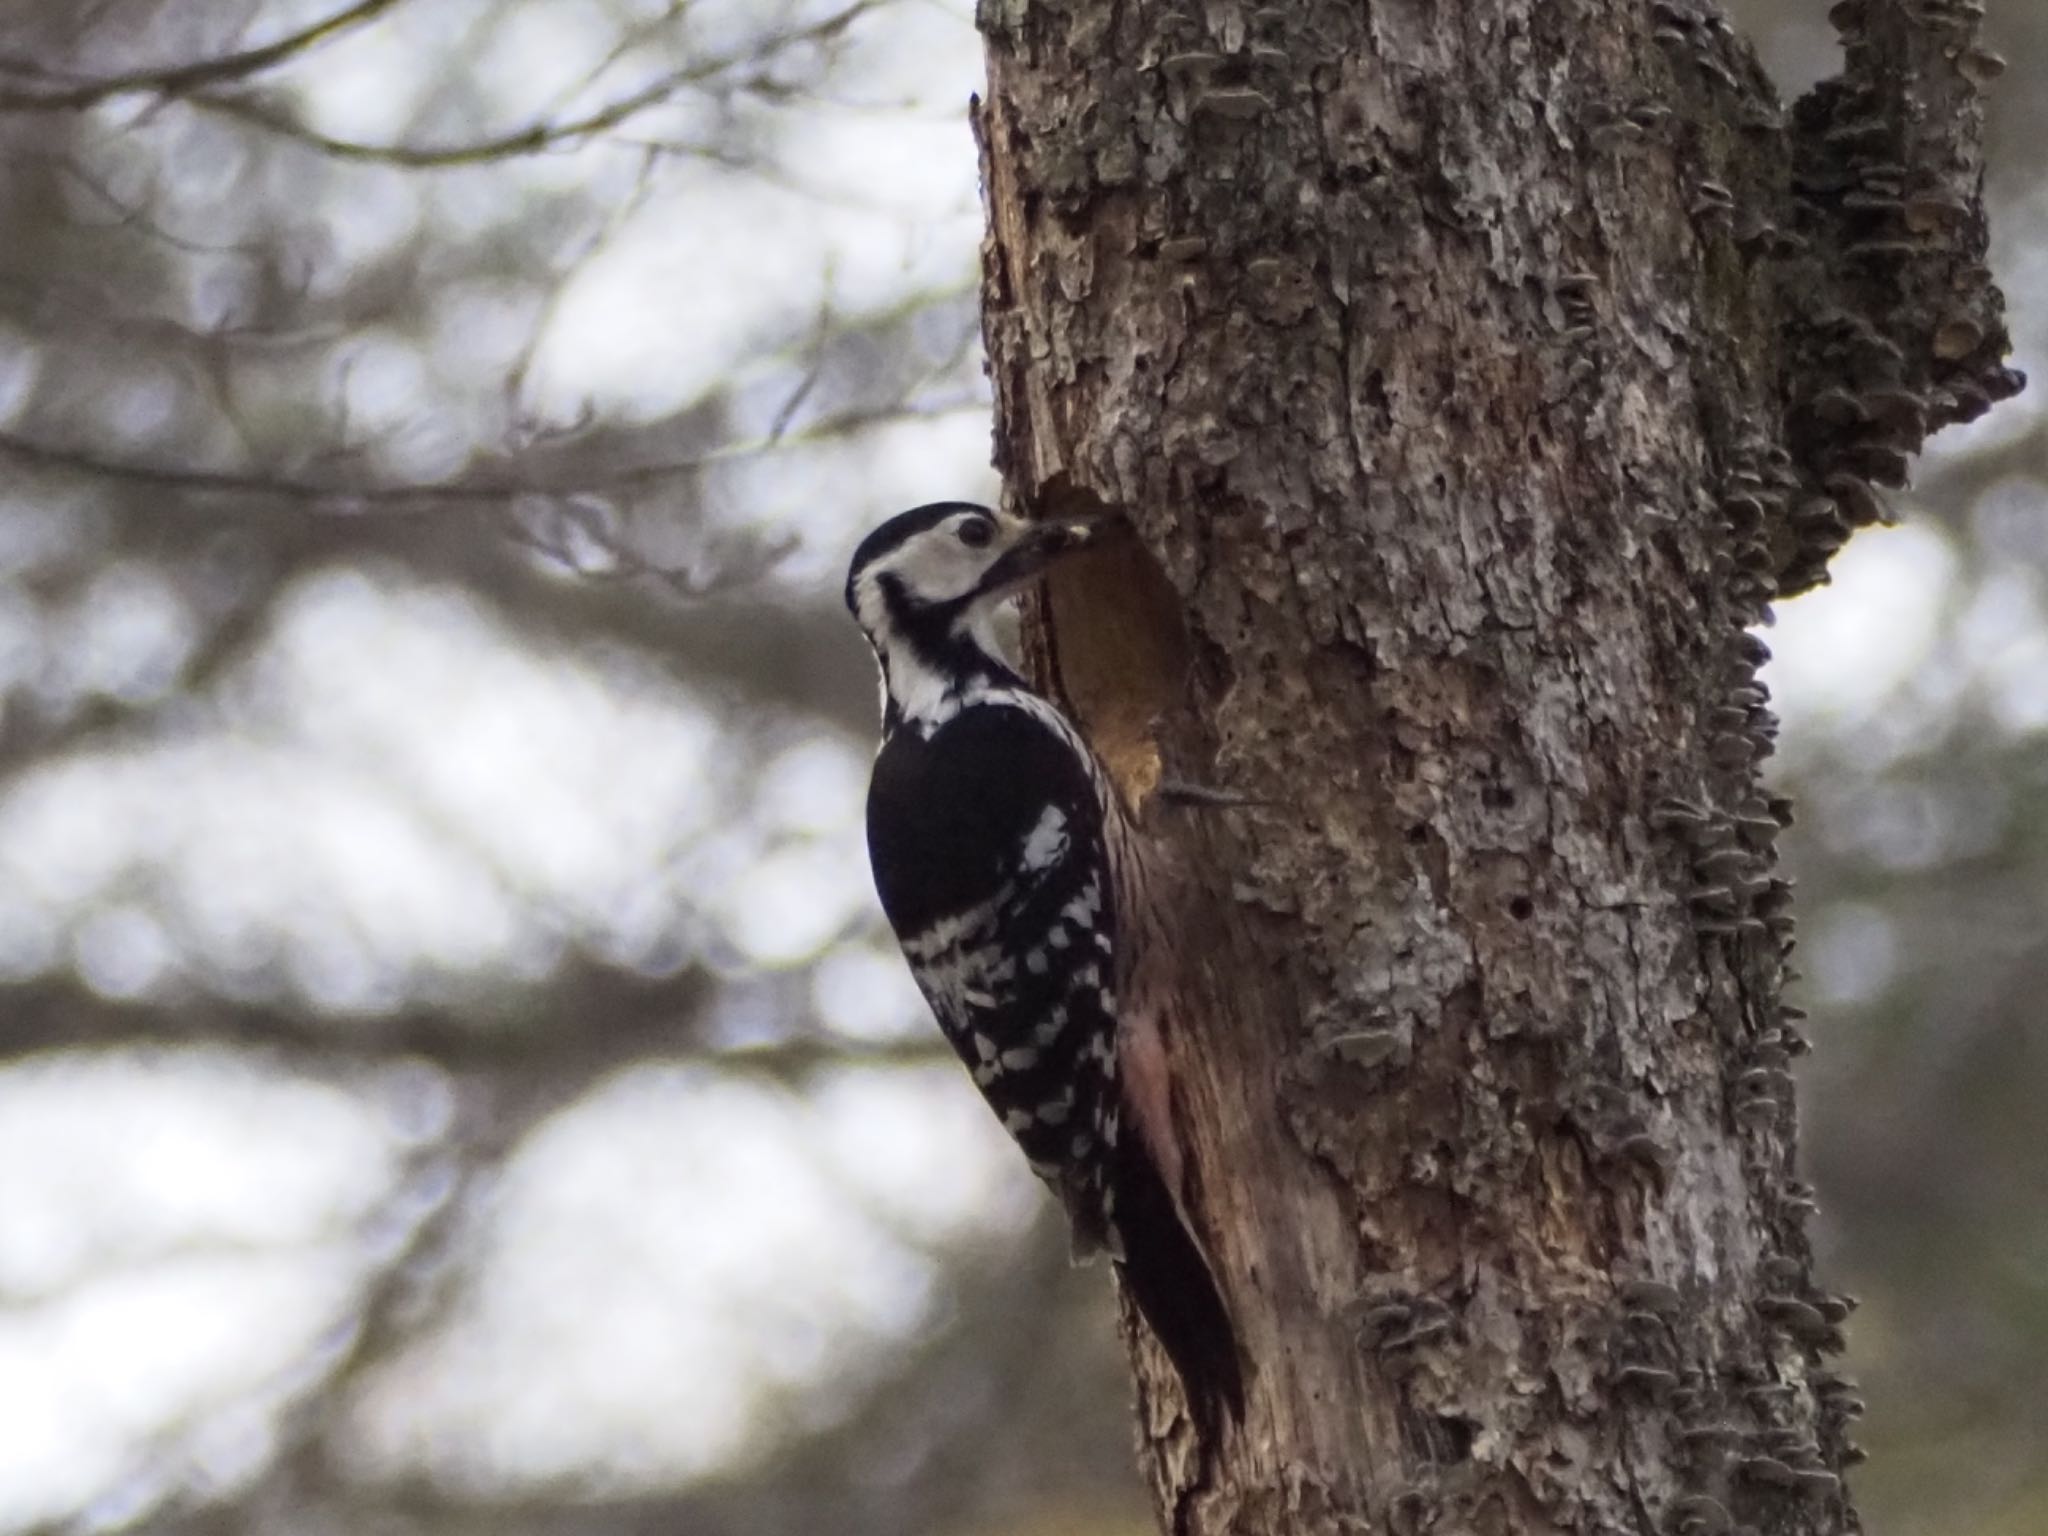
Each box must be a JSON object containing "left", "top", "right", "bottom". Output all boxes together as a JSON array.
[
  {"left": 142, "top": 1213, "right": 1135, "bottom": 1536},
  {"left": 501, "top": 145, "right": 665, "bottom": 419},
  {"left": 0, "top": 0, "right": 406, "bottom": 110},
  {"left": 0, "top": 146, "right": 274, "bottom": 260},
  {"left": 0, "top": 967, "right": 943, "bottom": 1083},
  {"left": 768, "top": 281, "right": 842, "bottom": 444},
  {"left": 182, "top": 81, "right": 722, "bottom": 172},
  {"left": 0, "top": 495, "right": 877, "bottom": 779},
  {"left": 76, "top": 1144, "right": 476, "bottom": 1532},
  {"left": 0, "top": 399, "right": 979, "bottom": 511},
  {"left": 175, "top": 0, "right": 883, "bottom": 170}
]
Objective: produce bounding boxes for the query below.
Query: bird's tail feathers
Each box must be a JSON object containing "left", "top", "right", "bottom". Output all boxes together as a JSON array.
[{"left": 1108, "top": 1132, "right": 1246, "bottom": 1438}]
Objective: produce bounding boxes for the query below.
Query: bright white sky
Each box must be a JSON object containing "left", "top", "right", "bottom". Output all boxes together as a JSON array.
[{"left": 0, "top": 1, "right": 2044, "bottom": 1530}]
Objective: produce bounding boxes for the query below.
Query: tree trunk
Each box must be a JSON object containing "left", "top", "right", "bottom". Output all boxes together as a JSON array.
[{"left": 973, "top": 2, "right": 2018, "bottom": 1534}]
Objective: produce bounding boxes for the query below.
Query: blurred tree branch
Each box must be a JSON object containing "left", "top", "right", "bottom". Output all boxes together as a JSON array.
[
  {"left": 0, "top": 961, "right": 712, "bottom": 1067},
  {"left": 0, "top": 0, "right": 406, "bottom": 110},
  {"left": 0, "top": 966, "right": 943, "bottom": 1083},
  {"left": 141, "top": 1210, "right": 1142, "bottom": 1536},
  {"left": 180, "top": 0, "right": 884, "bottom": 170},
  {"left": 0, "top": 505, "right": 875, "bottom": 779},
  {"left": 0, "top": 399, "right": 979, "bottom": 510},
  {"left": 1915, "top": 423, "right": 2048, "bottom": 545}
]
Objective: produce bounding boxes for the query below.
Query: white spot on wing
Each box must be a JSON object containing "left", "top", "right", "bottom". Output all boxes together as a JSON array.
[
  {"left": 905, "top": 893, "right": 1025, "bottom": 1027},
  {"left": 1021, "top": 805, "right": 1070, "bottom": 871},
  {"left": 902, "top": 893, "right": 1007, "bottom": 961},
  {"left": 1062, "top": 881, "right": 1101, "bottom": 926}
]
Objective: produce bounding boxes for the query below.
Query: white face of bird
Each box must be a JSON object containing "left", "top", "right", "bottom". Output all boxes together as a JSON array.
[
  {"left": 849, "top": 505, "right": 1020, "bottom": 637},
  {"left": 846, "top": 503, "right": 1109, "bottom": 654}
]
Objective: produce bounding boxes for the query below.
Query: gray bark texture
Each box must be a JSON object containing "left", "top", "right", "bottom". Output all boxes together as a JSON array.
[{"left": 972, "top": 1, "right": 2019, "bottom": 1534}]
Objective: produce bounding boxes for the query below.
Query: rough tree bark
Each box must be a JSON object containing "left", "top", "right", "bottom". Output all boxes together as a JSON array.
[{"left": 973, "top": 2, "right": 2019, "bottom": 1534}]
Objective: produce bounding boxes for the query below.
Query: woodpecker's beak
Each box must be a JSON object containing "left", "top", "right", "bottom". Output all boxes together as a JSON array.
[{"left": 978, "top": 512, "right": 1123, "bottom": 598}]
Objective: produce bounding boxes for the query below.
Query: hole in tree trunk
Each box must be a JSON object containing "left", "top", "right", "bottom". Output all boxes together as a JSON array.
[{"left": 1029, "top": 479, "right": 1192, "bottom": 810}]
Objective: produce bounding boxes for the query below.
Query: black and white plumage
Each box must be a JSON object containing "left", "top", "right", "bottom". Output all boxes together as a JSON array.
[{"left": 847, "top": 501, "right": 1243, "bottom": 1431}]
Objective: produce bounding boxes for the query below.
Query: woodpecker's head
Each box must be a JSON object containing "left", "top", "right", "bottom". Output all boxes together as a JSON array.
[{"left": 845, "top": 502, "right": 1110, "bottom": 728}]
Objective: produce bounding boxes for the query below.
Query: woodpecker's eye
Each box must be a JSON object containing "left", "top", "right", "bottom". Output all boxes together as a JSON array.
[{"left": 957, "top": 516, "right": 995, "bottom": 549}]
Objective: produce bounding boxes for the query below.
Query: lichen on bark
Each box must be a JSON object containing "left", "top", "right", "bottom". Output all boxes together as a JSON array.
[{"left": 973, "top": 2, "right": 2017, "bottom": 1533}]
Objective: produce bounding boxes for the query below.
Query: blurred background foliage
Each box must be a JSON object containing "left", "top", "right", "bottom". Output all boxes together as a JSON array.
[{"left": 0, "top": 3, "right": 2039, "bottom": 1534}]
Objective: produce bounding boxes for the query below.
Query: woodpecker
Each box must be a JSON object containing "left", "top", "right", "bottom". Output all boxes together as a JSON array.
[{"left": 846, "top": 500, "right": 1243, "bottom": 1433}]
